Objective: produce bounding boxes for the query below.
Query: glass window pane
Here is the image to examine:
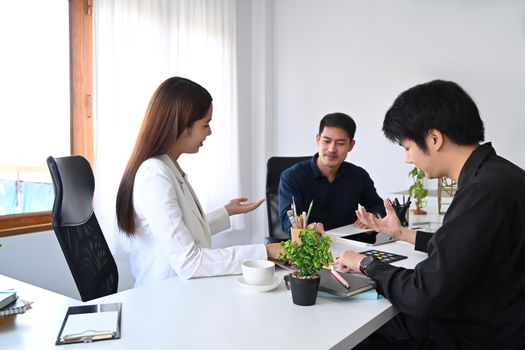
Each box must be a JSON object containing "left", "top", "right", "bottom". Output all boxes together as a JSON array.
[{"left": 0, "top": 2, "right": 70, "bottom": 215}]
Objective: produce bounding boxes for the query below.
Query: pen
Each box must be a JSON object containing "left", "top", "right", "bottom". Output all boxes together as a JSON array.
[
  {"left": 292, "top": 196, "right": 297, "bottom": 217},
  {"left": 287, "top": 210, "right": 296, "bottom": 226},
  {"left": 305, "top": 200, "right": 314, "bottom": 226},
  {"left": 330, "top": 266, "right": 350, "bottom": 289},
  {"left": 62, "top": 330, "right": 115, "bottom": 343}
]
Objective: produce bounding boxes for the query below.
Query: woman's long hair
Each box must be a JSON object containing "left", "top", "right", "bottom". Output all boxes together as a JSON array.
[{"left": 116, "top": 77, "right": 212, "bottom": 235}]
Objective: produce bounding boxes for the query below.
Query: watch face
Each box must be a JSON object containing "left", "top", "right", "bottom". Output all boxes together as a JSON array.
[
  {"left": 363, "top": 256, "right": 374, "bottom": 266},
  {"left": 360, "top": 256, "right": 374, "bottom": 275}
]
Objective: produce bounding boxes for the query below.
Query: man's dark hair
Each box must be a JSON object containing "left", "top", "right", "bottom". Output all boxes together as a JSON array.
[
  {"left": 382, "top": 80, "right": 485, "bottom": 152},
  {"left": 319, "top": 113, "right": 356, "bottom": 140}
]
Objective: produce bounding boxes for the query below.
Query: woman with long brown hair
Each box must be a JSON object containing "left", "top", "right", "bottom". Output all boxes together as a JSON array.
[{"left": 116, "top": 77, "right": 281, "bottom": 286}]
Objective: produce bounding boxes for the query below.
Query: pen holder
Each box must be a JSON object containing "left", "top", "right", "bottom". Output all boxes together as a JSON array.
[
  {"left": 291, "top": 228, "right": 303, "bottom": 244},
  {"left": 394, "top": 204, "right": 410, "bottom": 227}
]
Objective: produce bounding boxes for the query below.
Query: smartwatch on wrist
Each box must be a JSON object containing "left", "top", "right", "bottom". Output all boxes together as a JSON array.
[{"left": 359, "top": 256, "right": 375, "bottom": 276}]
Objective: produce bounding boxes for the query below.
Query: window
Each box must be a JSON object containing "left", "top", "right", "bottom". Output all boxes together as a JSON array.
[{"left": 0, "top": 0, "right": 93, "bottom": 237}]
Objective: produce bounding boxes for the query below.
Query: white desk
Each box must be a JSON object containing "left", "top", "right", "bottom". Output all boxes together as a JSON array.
[
  {"left": 1, "top": 237, "right": 427, "bottom": 350},
  {"left": 0, "top": 275, "right": 77, "bottom": 350}
]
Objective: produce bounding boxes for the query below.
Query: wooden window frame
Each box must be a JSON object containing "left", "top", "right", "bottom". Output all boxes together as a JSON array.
[{"left": 0, "top": 0, "right": 93, "bottom": 238}]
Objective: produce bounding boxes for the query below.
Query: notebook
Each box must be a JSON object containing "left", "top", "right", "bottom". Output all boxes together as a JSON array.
[
  {"left": 0, "top": 298, "right": 32, "bottom": 318},
  {"left": 318, "top": 268, "right": 376, "bottom": 298},
  {"left": 0, "top": 290, "right": 17, "bottom": 309}
]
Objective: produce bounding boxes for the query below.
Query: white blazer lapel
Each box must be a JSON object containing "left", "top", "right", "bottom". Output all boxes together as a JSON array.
[{"left": 162, "top": 155, "right": 208, "bottom": 231}]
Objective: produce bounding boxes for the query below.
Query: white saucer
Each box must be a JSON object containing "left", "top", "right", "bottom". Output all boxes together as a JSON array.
[{"left": 236, "top": 276, "right": 281, "bottom": 292}]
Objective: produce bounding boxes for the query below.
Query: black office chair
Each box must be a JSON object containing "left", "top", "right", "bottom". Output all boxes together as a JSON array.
[
  {"left": 47, "top": 155, "right": 118, "bottom": 301},
  {"left": 265, "top": 156, "right": 310, "bottom": 243}
]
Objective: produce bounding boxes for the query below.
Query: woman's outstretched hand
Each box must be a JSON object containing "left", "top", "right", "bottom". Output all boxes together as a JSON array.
[{"left": 225, "top": 197, "right": 265, "bottom": 216}]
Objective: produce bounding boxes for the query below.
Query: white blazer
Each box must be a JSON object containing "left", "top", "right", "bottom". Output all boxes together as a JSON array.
[{"left": 130, "top": 154, "right": 267, "bottom": 287}]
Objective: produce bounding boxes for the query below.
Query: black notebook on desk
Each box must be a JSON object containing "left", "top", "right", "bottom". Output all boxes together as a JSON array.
[
  {"left": 56, "top": 303, "right": 122, "bottom": 345},
  {"left": 319, "top": 268, "right": 376, "bottom": 298}
]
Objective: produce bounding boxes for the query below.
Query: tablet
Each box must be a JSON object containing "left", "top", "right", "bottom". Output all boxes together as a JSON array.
[{"left": 341, "top": 230, "right": 397, "bottom": 246}]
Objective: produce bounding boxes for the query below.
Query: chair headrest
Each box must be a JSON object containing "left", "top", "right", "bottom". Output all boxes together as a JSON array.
[{"left": 47, "top": 155, "right": 95, "bottom": 226}]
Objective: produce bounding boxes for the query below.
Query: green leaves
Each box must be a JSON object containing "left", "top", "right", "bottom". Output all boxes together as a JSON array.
[
  {"left": 279, "top": 230, "right": 333, "bottom": 277},
  {"left": 408, "top": 166, "right": 428, "bottom": 210},
  {"left": 408, "top": 167, "right": 425, "bottom": 180}
]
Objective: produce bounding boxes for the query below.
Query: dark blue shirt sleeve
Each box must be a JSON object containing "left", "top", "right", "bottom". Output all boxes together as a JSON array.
[
  {"left": 278, "top": 169, "right": 305, "bottom": 233},
  {"left": 359, "top": 172, "right": 386, "bottom": 217}
]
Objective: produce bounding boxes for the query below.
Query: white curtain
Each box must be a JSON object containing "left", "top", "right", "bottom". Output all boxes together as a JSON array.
[{"left": 93, "top": 0, "right": 243, "bottom": 252}]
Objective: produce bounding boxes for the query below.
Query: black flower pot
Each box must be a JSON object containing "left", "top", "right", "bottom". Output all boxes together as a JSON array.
[{"left": 284, "top": 273, "right": 320, "bottom": 306}]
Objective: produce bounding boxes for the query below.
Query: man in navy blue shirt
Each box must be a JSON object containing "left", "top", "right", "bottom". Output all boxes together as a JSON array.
[{"left": 278, "top": 113, "right": 385, "bottom": 235}]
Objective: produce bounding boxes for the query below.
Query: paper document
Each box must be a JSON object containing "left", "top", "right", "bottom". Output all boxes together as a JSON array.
[{"left": 61, "top": 311, "right": 119, "bottom": 342}]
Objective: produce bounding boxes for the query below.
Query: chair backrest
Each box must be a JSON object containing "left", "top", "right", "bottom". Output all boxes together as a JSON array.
[
  {"left": 265, "top": 156, "right": 310, "bottom": 242},
  {"left": 47, "top": 155, "right": 118, "bottom": 301}
]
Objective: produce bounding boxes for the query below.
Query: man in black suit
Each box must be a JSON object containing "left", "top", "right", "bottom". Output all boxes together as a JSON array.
[{"left": 335, "top": 80, "right": 525, "bottom": 350}]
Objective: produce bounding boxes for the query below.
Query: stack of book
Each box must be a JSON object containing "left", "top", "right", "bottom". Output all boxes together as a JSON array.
[{"left": 0, "top": 290, "right": 33, "bottom": 319}]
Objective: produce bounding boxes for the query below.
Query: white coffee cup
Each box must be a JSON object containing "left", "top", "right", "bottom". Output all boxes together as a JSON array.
[{"left": 242, "top": 260, "right": 275, "bottom": 286}]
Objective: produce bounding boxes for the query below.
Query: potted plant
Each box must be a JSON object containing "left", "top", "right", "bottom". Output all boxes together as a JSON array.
[
  {"left": 408, "top": 166, "right": 428, "bottom": 215},
  {"left": 280, "top": 230, "right": 333, "bottom": 306}
]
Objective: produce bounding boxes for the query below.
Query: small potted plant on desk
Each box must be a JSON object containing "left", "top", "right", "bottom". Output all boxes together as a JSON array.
[
  {"left": 408, "top": 166, "right": 428, "bottom": 215},
  {"left": 280, "top": 230, "right": 333, "bottom": 306}
]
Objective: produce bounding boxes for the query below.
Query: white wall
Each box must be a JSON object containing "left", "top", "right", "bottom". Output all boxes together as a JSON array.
[
  {"left": 270, "top": 0, "right": 525, "bottom": 198},
  {"left": 235, "top": 0, "right": 525, "bottom": 240}
]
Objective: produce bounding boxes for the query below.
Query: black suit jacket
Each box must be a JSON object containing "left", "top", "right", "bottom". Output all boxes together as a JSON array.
[{"left": 367, "top": 143, "right": 525, "bottom": 349}]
